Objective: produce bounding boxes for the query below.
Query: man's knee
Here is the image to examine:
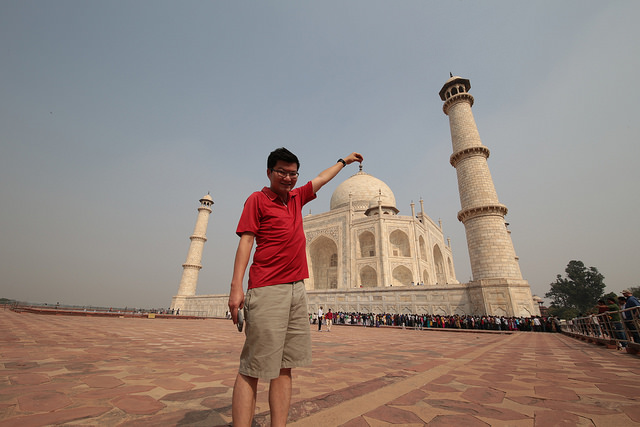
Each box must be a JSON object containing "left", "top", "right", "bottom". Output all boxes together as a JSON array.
[
  {"left": 237, "top": 373, "right": 259, "bottom": 389},
  {"left": 279, "top": 368, "right": 291, "bottom": 377}
]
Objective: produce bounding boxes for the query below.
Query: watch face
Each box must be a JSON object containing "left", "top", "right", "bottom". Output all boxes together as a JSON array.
[{"left": 237, "top": 309, "right": 244, "bottom": 332}]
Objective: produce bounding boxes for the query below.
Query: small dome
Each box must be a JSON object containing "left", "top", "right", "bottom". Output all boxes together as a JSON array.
[
  {"left": 439, "top": 76, "right": 471, "bottom": 100},
  {"left": 444, "top": 75, "right": 464, "bottom": 85},
  {"left": 200, "top": 193, "right": 214, "bottom": 203},
  {"left": 330, "top": 169, "right": 396, "bottom": 212}
]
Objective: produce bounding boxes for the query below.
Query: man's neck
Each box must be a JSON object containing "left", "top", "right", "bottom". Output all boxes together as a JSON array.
[{"left": 271, "top": 187, "right": 289, "bottom": 204}]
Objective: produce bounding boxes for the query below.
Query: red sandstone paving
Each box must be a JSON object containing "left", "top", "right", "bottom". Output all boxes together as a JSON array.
[
  {"left": 75, "top": 385, "right": 156, "bottom": 400},
  {"left": 461, "top": 387, "right": 506, "bottom": 404},
  {"left": 533, "top": 385, "right": 580, "bottom": 401},
  {"left": 363, "top": 404, "right": 427, "bottom": 424},
  {"left": 153, "top": 378, "right": 195, "bottom": 391},
  {"left": 428, "top": 414, "right": 491, "bottom": 427},
  {"left": 0, "top": 406, "right": 111, "bottom": 427},
  {"left": 388, "top": 389, "right": 428, "bottom": 406},
  {"left": 623, "top": 405, "right": 640, "bottom": 423},
  {"left": 420, "top": 383, "right": 460, "bottom": 393},
  {"left": 1, "top": 311, "right": 640, "bottom": 426},
  {"left": 83, "top": 375, "right": 125, "bottom": 388},
  {"left": 533, "top": 409, "right": 591, "bottom": 426},
  {"left": 339, "top": 416, "right": 371, "bottom": 427},
  {"left": 111, "top": 394, "right": 166, "bottom": 415},
  {"left": 17, "top": 391, "right": 72, "bottom": 412}
]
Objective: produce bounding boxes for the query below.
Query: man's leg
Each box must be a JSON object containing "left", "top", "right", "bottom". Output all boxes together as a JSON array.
[
  {"left": 614, "top": 322, "right": 627, "bottom": 347},
  {"left": 269, "top": 368, "right": 292, "bottom": 427},
  {"left": 625, "top": 321, "right": 640, "bottom": 343},
  {"left": 232, "top": 373, "right": 258, "bottom": 427}
]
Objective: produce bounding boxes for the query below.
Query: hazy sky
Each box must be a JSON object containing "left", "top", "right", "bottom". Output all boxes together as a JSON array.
[{"left": 2, "top": 1, "right": 639, "bottom": 309}]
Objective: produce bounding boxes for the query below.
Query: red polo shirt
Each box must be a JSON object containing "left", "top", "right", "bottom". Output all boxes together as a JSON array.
[{"left": 236, "top": 181, "right": 316, "bottom": 289}]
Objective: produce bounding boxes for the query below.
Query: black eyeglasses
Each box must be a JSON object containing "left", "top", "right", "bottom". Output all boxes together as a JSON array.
[{"left": 271, "top": 168, "right": 299, "bottom": 178}]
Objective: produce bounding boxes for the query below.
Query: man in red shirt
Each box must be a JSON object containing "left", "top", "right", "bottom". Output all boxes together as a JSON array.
[
  {"left": 228, "top": 147, "right": 363, "bottom": 426},
  {"left": 325, "top": 308, "right": 334, "bottom": 332}
]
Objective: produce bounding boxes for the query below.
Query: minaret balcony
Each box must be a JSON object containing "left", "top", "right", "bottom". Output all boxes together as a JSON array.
[
  {"left": 181, "top": 263, "right": 203, "bottom": 270},
  {"left": 442, "top": 92, "right": 474, "bottom": 115},
  {"left": 457, "top": 204, "right": 508, "bottom": 223},
  {"left": 449, "top": 146, "right": 490, "bottom": 167}
]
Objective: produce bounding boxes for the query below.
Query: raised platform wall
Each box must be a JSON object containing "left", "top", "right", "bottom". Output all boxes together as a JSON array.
[{"left": 173, "top": 281, "right": 540, "bottom": 318}]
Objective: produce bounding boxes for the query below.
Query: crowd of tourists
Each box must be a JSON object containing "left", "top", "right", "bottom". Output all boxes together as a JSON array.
[
  {"left": 565, "top": 289, "right": 640, "bottom": 350},
  {"left": 310, "top": 311, "right": 560, "bottom": 332}
]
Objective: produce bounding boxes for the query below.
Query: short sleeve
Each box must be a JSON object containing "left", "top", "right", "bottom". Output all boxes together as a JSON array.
[
  {"left": 236, "top": 192, "right": 261, "bottom": 237},
  {"left": 298, "top": 181, "right": 317, "bottom": 207}
]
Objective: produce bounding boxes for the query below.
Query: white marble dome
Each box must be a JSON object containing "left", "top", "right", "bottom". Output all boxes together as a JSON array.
[{"left": 330, "top": 168, "right": 396, "bottom": 212}]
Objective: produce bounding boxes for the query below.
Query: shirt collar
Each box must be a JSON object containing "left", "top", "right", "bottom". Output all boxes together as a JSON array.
[{"left": 261, "top": 186, "right": 297, "bottom": 202}]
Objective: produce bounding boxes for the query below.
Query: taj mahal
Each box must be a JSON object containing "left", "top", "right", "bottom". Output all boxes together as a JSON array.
[{"left": 171, "top": 76, "right": 541, "bottom": 318}]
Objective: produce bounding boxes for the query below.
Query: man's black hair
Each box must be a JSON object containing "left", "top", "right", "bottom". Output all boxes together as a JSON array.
[{"left": 268, "top": 147, "right": 300, "bottom": 170}]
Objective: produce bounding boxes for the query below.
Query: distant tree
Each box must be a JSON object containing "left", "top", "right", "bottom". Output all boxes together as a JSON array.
[
  {"left": 545, "top": 260, "right": 605, "bottom": 317},
  {"left": 603, "top": 291, "right": 617, "bottom": 302},
  {"left": 547, "top": 305, "right": 579, "bottom": 320}
]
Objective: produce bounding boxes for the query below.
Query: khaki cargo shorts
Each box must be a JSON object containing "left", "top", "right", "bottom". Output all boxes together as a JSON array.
[{"left": 239, "top": 281, "right": 311, "bottom": 380}]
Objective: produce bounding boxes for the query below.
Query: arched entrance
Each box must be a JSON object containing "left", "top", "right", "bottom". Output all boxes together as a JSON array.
[{"left": 309, "top": 236, "right": 338, "bottom": 289}]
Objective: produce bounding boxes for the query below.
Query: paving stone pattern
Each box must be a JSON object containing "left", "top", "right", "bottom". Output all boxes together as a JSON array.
[{"left": 1, "top": 310, "right": 639, "bottom": 426}]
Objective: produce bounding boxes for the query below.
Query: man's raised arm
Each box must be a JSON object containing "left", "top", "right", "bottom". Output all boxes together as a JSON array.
[{"left": 311, "top": 152, "right": 363, "bottom": 193}]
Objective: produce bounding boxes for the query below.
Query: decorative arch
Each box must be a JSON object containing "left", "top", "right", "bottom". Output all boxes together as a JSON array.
[
  {"left": 389, "top": 230, "right": 411, "bottom": 257},
  {"left": 447, "top": 257, "right": 454, "bottom": 280},
  {"left": 493, "top": 306, "right": 507, "bottom": 316},
  {"left": 419, "top": 236, "right": 427, "bottom": 261},
  {"left": 519, "top": 305, "right": 532, "bottom": 316},
  {"left": 360, "top": 265, "right": 377, "bottom": 288},
  {"left": 309, "top": 236, "right": 338, "bottom": 289},
  {"left": 422, "top": 269, "right": 430, "bottom": 284},
  {"left": 433, "top": 306, "right": 447, "bottom": 316},
  {"left": 392, "top": 265, "right": 413, "bottom": 287},
  {"left": 433, "top": 244, "right": 446, "bottom": 284},
  {"left": 359, "top": 231, "right": 376, "bottom": 258},
  {"left": 454, "top": 307, "right": 466, "bottom": 315}
]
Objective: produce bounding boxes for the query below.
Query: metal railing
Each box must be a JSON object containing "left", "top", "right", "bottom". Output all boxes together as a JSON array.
[{"left": 561, "top": 306, "right": 640, "bottom": 351}]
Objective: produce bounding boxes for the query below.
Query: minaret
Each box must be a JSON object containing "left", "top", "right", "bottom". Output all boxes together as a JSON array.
[
  {"left": 440, "top": 76, "right": 538, "bottom": 316},
  {"left": 176, "top": 194, "right": 213, "bottom": 297},
  {"left": 440, "top": 76, "right": 521, "bottom": 280}
]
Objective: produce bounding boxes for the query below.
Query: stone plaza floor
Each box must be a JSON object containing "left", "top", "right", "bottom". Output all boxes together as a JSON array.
[{"left": 1, "top": 309, "right": 639, "bottom": 426}]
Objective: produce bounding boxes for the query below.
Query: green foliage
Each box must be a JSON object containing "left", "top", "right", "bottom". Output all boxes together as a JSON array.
[
  {"left": 546, "top": 305, "right": 578, "bottom": 320},
  {"left": 602, "top": 292, "right": 617, "bottom": 302},
  {"left": 545, "top": 260, "right": 605, "bottom": 316}
]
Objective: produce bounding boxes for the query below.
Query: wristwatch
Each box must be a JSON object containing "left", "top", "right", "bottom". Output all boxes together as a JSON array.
[{"left": 337, "top": 158, "right": 347, "bottom": 167}]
